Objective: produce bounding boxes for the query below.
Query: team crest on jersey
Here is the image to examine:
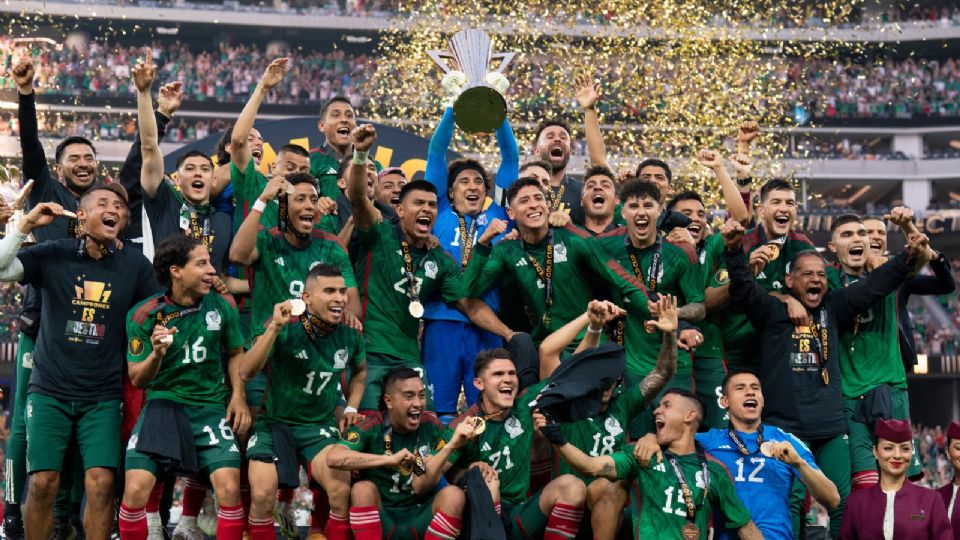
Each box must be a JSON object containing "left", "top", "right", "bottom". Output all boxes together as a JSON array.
[
  {"left": 604, "top": 417, "right": 623, "bottom": 437},
  {"left": 128, "top": 337, "right": 144, "bottom": 356},
  {"left": 205, "top": 311, "right": 222, "bottom": 331},
  {"left": 344, "top": 431, "right": 360, "bottom": 443},
  {"left": 334, "top": 349, "right": 348, "bottom": 369},
  {"left": 505, "top": 416, "right": 524, "bottom": 439},
  {"left": 554, "top": 243, "right": 568, "bottom": 263},
  {"left": 714, "top": 269, "right": 729, "bottom": 285},
  {"left": 772, "top": 280, "right": 782, "bottom": 290},
  {"left": 424, "top": 260, "right": 438, "bottom": 279},
  {"left": 419, "top": 444, "right": 430, "bottom": 457},
  {"left": 695, "top": 470, "right": 706, "bottom": 489},
  {"left": 477, "top": 214, "right": 489, "bottom": 227}
]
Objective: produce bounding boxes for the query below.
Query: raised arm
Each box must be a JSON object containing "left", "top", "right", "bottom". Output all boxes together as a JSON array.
[
  {"left": 721, "top": 219, "right": 781, "bottom": 325},
  {"left": 119, "top": 83, "right": 180, "bottom": 202},
  {"left": 11, "top": 59, "right": 49, "bottom": 188},
  {"left": 904, "top": 250, "right": 956, "bottom": 296},
  {"left": 494, "top": 117, "right": 520, "bottom": 191},
  {"left": 766, "top": 438, "right": 840, "bottom": 509},
  {"left": 695, "top": 149, "right": 750, "bottom": 226},
  {"left": 231, "top": 58, "right": 289, "bottom": 171},
  {"left": 639, "top": 295, "right": 679, "bottom": 402},
  {"left": 534, "top": 412, "right": 621, "bottom": 479},
  {"left": 457, "top": 298, "right": 514, "bottom": 342},
  {"left": 539, "top": 300, "right": 625, "bottom": 380},
  {"left": 575, "top": 74, "right": 608, "bottom": 168},
  {"left": 238, "top": 302, "right": 291, "bottom": 382},
  {"left": 411, "top": 421, "right": 478, "bottom": 495},
  {"left": 133, "top": 50, "right": 164, "bottom": 198},
  {"left": 228, "top": 175, "right": 286, "bottom": 266},
  {"left": 424, "top": 107, "right": 456, "bottom": 193},
  {"left": 345, "top": 125, "right": 379, "bottom": 230}
]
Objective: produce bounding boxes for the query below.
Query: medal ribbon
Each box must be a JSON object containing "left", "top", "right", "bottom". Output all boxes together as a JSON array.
[
  {"left": 727, "top": 424, "right": 764, "bottom": 456},
  {"left": 523, "top": 230, "right": 554, "bottom": 326},
  {"left": 549, "top": 184, "right": 565, "bottom": 212},
  {"left": 839, "top": 272, "right": 866, "bottom": 336},
  {"left": 808, "top": 309, "right": 830, "bottom": 385},
  {"left": 665, "top": 445, "right": 710, "bottom": 525},
  {"left": 155, "top": 301, "right": 203, "bottom": 327},
  {"left": 383, "top": 417, "right": 425, "bottom": 476},
  {"left": 457, "top": 212, "right": 478, "bottom": 267},
  {"left": 400, "top": 240, "right": 422, "bottom": 308},
  {"left": 186, "top": 208, "right": 212, "bottom": 249},
  {"left": 616, "top": 235, "right": 659, "bottom": 345},
  {"left": 300, "top": 313, "right": 334, "bottom": 342}
]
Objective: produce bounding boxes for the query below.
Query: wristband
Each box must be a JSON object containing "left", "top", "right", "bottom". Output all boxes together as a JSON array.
[
  {"left": 343, "top": 406, "right": 358, "bottom": 414},
  {"left": 586, "top": 325, "right": 603, "bottom": 334},
  {"left": 736, "top": 176, "right": 753, "bottom": 187},
  {"left": 252, "top": 199, "right": 267, "bottom": 214},
  {"left": 352, "top": 150, "right": 368, "bottom": 165}
]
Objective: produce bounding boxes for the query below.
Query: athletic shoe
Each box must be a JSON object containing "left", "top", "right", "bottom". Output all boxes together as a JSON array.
[
  {"left": 170, "top": 517, "right": 206, "bottom": 540},
  {"left": 274, "top": 502, "right": 299, "bottom": 540},
  {"left": 196, "top": 494, "right": 217, "bottom": 538},
  {"left": 146, "top": 511, "right": 164, "bottom": 540},
  {"left": 2, "top": 515, "right": 24, "bottom": 540}
]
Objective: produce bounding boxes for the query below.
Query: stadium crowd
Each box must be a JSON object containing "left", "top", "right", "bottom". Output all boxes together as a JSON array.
[{"left": 0, "top": 43, "right": 959, "bottom": 540}]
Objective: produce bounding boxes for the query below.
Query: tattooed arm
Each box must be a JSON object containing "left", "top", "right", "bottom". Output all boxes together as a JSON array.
[
  {"left": 325, "top": 444, "right": 416, "bottom": 471},
  {"left": 639, "top": 295, "right": 679, "bottom": 403}
]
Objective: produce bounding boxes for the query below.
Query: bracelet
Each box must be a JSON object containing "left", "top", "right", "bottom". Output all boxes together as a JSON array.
[
  {"left": 351, "top": 150, "right": 368, "bottom": 165},
  {"left": 586, "top": 325, "right": 602, "bottom": 334},
  {"left": 736, "top": 176, "right": 753, "bottom": 187},
  {"left": 252, "top": 199, "right": 267, "bottom": 213},
  {"left": 343, "top": 406, "right": 358, "bottom": 414}
]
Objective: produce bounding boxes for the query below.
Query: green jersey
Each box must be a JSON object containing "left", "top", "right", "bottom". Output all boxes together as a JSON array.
[
  {"left": 354, "top": 220, "right": 464, "bottom": 363},
  {"left": 611, "top": 450, "right": 752, "bottom": 539},
  {"left": 250, "top": 228, "right": 356, "bottom": 332},
  {"left": 340, "top": 412, "right": 445, "bottom": 508},
  {"left": 439, "top": 385, "right": 541, "bottom": 505},
  {"left": 259, "top": 317, "right": 364, "bottom": 425},
  {"left": 826, "top": 265, "right": 906, "bottom": 398},
  {"left": 127, "top": 292, "right": 244, "bottom": 406},
  {"left": 693, "top": 235, "right": 725, "bottom": 360},
  {"left": 309, "top": 145, "right": 348, "bottom": 202},
  {"left": 595, "top": 230, "right": 704, "bottom": 374},
  {"left": 558, "top": 384, "right": 649, "bottom": 479},
  {"left": 463, "top": 225, "right": 631, "bottom": 344},
  {"left": 707, "top": 226, "right": 815, "bottom": 368},
  {"left": 231, "top": 160, "right": 277, "bottom": 232}
]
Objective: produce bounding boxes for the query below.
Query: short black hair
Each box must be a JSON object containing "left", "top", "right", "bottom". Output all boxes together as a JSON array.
[
  {"left": 55, "top": 136, "right": 96, "bottom": 165},
  {"left": 619, "top": 179, "right": 661, "bottom": 205},
  {"left": 635, "top": 158, "right": 672, "bottom": 184},
  {"left": 79, "top": 182, "right": 129, "bottom": 208},
  {"left": 153, "top": 235, "right": 204, "bottom": 288},
  {"left": 787, "top": 249, "right": 824, "bottom": 274},
  {"left": 666, "top": 190, "right": 705, "bottom": 212},
  {"left": 830, "top": 213, "right": 863, "bottom": 235},
  {"left": 285, "top": 172, "right": 319, "bottom": 190},
  {"left": 399, "top": 180, "right": 438, "bottom": 203},
  {"left": 721, "top": 368, "right": 761, "bottom": 395},
  {"left": 661, "top": 387, "right": 705, "bottom": 424},
  {"left": 379, "top": 367, "right": 424, "bottom": 411},
  {"left": 319, "top": 96, "right": 353, "bottom": 121},
  {"left": 278, "top": 144, "right": 310, "bottom": 158},
  {"left": 175, "top": 149, "right": 213, "bottom": 171},
  {"left": 533, "top": 120, "right": 571, "bottom": 145},
  {"left": 447, "top": 158, "right": 491, "bottom": 194},
  {"left": 474, "top": 348, "right": 513, "bottom": 377},
  {"left": 307, "top": 262, "right": 342, "bottom": 281},
  {"left": 759, "top": 179, "right": 795, "bottom": 203},
  {"left": 214, "top": 126, "right": 234, "bottom": 165},
  {"left": 520, "top": 160, "right": 553, "bottom": 175},
  {"left": 583, "top": 165, "right": 615, "bottom": 183},
  {"left": 505, "top": 177, "right": 544, "bottom": 205}
]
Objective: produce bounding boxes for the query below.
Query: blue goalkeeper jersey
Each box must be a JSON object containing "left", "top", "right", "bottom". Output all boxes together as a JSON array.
[{"left": 696, "top": 424, "right": 819, "bottom": 540}]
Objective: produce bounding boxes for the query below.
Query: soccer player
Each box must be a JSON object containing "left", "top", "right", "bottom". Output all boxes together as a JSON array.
[
  {"left": 532, "top": 120, "right": 583, "bottom": 217},
  {"left": 841, "top": 419, "right": 952, "bottom": 539},
  {"left": 374, "top": 167, "right": 406, "bottom": 207},
  {"left": 133, "top": 53, "right": 231, "bottom": 270},
  {"left": 229, "top": 171, "right": 360, "bottom": 329},
  {"left": 311, "top": 96, "right": 363, "bottom": 200},
  {"left": 327, "top": 368, "right": 469, "bottom": 539},
  {"left": 705, "top": 179, "right": 816, "bottom": 372},
  {"left": 240, "top": 264, "right": 367, "bottom": 540},
  {"left": 519, "top": 160, "right": 554, "bottom": 190},
  {"left": 346, "top": 125, "right": 514, "bottom": 410},
  {"left": 7, "top": 58, "right": 105, "bottom": 540},
  {"left": 635, "top": 158, "right": 673, "bottom": 202},
  {"left": 0, "top": 186, "right": 159, "bottom": 540},
  {"left": 429, "top": 350, "right": 588, "bottom": 540},
  {"left": 543, "top": 387, "right": 763, "bottom": 539},
  {"left": 121, "top": 235, "right": 247, "bottom": 540},
  {"left": 579, "top": 166, "right": 620, "bottom": 236},
  {"left": 536, "top": 296, "right": 678, "bottom": 540},
  {"left": 721, "top": 217, "right": 932, "bottom": 536},
  {"left": 685, "top": 369, "right": 839, "bottom": 539}
]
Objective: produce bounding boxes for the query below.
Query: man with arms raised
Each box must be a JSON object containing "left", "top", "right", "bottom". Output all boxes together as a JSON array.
[
  {"left": 346, "top": 125, "right": 514, "bottom": 410},
  {"left": 0, "top": 186, "right": 158, "bottom": 540},
  {"left": 327, "top": 368, "right": 468, "bottom": 539},
  {"left": 542, "top": 387, "right": 762, "bottom": 539},
  {"left": 240, "top": 264, "right": 367, "bottom": 540},
  {"left": 121, "top": 235, "right": 247, "bottom": 540}
]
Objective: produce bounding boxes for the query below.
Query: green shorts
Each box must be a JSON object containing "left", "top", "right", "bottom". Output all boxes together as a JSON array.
[
  {"left": 245, "top": 370, "right": 267, "bottom": 408},
  {"left": 246, "top": 419, "right": 341, "bottom": 466},
  {"left": 845, "top": 385, "right": 921, "bottom": 477},
  {"left": 25, "top": 393, "right": 122, "bottom": 473},
  {"left": 502, "top": 491, "right": 548, "bottom": 540},
  {"left": 359, "top": 353, "right": 432, "bottom": 411},
  {"left": 380, "top": 501, "right": 436, "bottom": 540},
  {"left": 625, "top": 368, "right": 694, "bottom": 439},
  {"left": 126, "top": 403, "right": 241, "bottom": 477}
]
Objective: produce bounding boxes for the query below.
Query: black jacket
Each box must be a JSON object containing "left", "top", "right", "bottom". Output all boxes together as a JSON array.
[{"left": 896, "top": 253, "right": 956, "bottom": 369}]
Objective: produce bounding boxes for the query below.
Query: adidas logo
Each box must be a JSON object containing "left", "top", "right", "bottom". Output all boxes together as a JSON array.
[
  {"left": 296, "top": 350, "right": 308, "bottom": 360},
  {"left": 481, "top": 442, "right": 492, "bottom": 452},
  {"left": 324, "top": 168, "right": 338, "bottom": 175},
  {"left": 229, "top": 444, "right": 239, "bottom": 452},
  {"left": 275, "top": 257, "right": 285, "bottom": 266},
  {"left": 756, "top": 271, "right": 767, "bottom": 279},
  {"left": 515, "top": 258, "right": 528, "bottom": 267}
]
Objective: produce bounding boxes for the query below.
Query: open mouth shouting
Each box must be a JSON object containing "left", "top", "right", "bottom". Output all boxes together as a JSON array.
[
  {"left": 296, "top": 210, "right": 316, "bottom": 229},
  {"left": 687, "top": 223, "right": 702, "bottom": 241},
  {"left": 549, "top": 144, "right": 566, "bottom": 161},
  {"left": 101, "top": 213, "right": 120, "bottom": 235},
  {"left": 654, "top": 415, "right": 667, "bottom": 437},
  {"left": 590, "top": 192, "right": 607, "bottom": 210},
  {"left": 465, "top": 192, "right": 482, "bottom": 206},
  {"left": 848, "top": 244, "right": 865, "bottom": 263},
  {"left": 405, "top": 407, "right": 422, "bottom": 428},
  {"left": 868, "top": 240, "right": 883, "bottom": 254},
  {"left": 803, "top": 285, "right": 822, "bottom": 305},
  {"left": 328, "top": 303, "right": 344, "bottom": 323},
  {"left": 633, "top": 215, "right": 651, "bottom": 237},
  {"left": 251, "top": 147, "right": 263, "bottom": 161},
  {"left": 773, "top": 214, "right": 791, "bottom": 231},
  {"left": 743, "top": 398, "right": 759, "bottom": 414},
  {"left": 414, "top": 214, "right": 433, "bottom": 234}
]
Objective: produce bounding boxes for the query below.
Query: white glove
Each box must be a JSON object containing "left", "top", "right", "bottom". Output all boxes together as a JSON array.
[
  {"left": 485, "top": 72, "right": 509, "bottom": 94},
  {"left": 441, "top": 71, "right": 467, "bottom": 107}
]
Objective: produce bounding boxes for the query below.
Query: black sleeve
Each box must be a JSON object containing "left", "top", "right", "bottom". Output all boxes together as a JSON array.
[
  {"left": 118, "top": 111, "right": 171, "bottom": 207},
  {"left": 903, "top": 254, "right": 957, "bottom": 297},
  {"left": 134, "top": 254, "right": 163, "bottom": 301},
  {"left": 16, "top": 242, "right": 54, "bottom": 288},
  {"left": 834, "top": 251, "right": 913, "bottom": 328},
  {"left": 724, "top": 247, "right": 782, "bottom": 328},
  {"left": 17, "top": 92, "right": 53, "bottom": 200}
]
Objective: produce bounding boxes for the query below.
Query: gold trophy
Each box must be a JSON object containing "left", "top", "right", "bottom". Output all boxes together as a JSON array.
[{"left": 428, "top": 29, "right": 517, "bottom": 134}]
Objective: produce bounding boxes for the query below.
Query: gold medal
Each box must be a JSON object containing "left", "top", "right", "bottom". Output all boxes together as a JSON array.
[
  {"left": 399, "top": 462, "right": 412, "bottom": 476},
  {"left": 681, "top": 523, "right": 700, "bottom": 540},
  {"left": 473, "top": 417, "right": 486, "bottom": 435},
  {"left": 408, "top": 300, "right": 424, "bottom": 318},
  {"left": 766, "top": 242, "right": 781, "bottom": 261}
]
